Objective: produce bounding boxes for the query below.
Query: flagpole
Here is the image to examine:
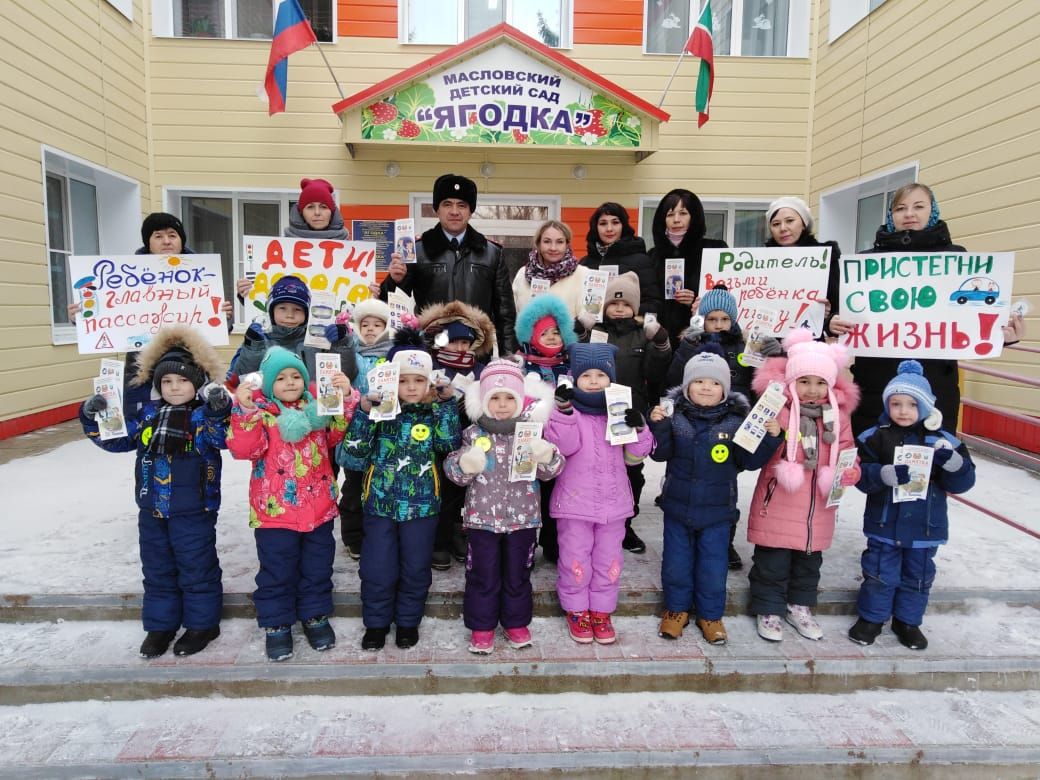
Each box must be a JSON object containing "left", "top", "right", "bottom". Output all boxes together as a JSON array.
[
  {"left": 658, "top": 49, "right": 688, "bottom": 108},
  {"left": 310, "top": 40, "right": 345, "bottom": 101}
]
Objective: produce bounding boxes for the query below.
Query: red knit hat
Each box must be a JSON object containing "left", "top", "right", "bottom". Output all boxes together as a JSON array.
[
  {"left": 531, "top": 314, "right": 563, "bottom": 357},
  {"left": 297, "top": 178, "right": 336, "bottom": 213}
]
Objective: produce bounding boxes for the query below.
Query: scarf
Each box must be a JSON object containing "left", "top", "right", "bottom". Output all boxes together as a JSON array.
[
  {"left": 522, "top": 344, "right": 567, "bottom": 368},
  {"left": 283, "top": 208, "right": 349, "bottom": 240},
  {"left": 273, "top": 394, "right": 327, "bottom": 443},
  {"left": 595, "top": 241, "right": 613, "bottom": 259},
  {"left": 477, "top": 415, "right": 518, "bottom": 435},
  {"left": 524, "top": 247, "right": 579, "bottom": 284},
  {"left": 666, "top": 228, "right": 687, "bottom": 247},
  {"left": 148, "top": 401, "right": 201, "bottom": 456},
  {"left": 884, "top": 199, "right": 941, "bottom": 233},
  {"left": 357, "top": 334, "right": 391, "bottom": 359},
  {"left": 572, "top": 387, "right": 606, "bottom": 415},
  {"left": 435, "top": 348, "right": 476, "bottom": 372},
  {"left": 796, "top": 403, "right": 837, "bottom": 470}
]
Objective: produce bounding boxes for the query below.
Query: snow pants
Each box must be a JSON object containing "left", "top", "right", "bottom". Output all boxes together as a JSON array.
[
  {"left": 556, "top": 517, "right": 626, "bottom": 614},
  {"left": 359, "top": 513, "right": 438, "bottom": 629},
  {"left": 463, "top": 527, "right": 538, "bottom": 631},
  {"left": 661, "top": 516, "right": 730, "bottom": 619},
  {"left": 748, "top": 545, "right": 823, "bottom": 615},
  {"left": 253, "top": 521, "right": 335, "bottom": 628},
  {"left": 856, "top": 538, "right": 938, "bottom": 626}
]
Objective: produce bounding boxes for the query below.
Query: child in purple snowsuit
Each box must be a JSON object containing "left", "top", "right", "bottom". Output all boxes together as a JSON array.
[
  {"left": 444, "top": 360, "right": 563, "bottom": 654},
  {"left": 544, "top": 343, "right": 654, "bottom": 645}
]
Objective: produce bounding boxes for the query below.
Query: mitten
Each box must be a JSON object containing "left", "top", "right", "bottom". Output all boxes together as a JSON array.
[
  {"left": 932, "top": 445, "right": 964, "bottom": 472},
  {"left": 528, "top": 437, "right": 555, "bottom": 465},
  {"left": 434, "top": 380, "right": 455, "bottom": 401},
  {"left": 650, "top": 322, "right": 669, "bottom": 345},
  {"left": 758, "top": 336, "right": 783, "bottom": 357},
  {"left": 244, "top": 322, "right": 267, "bottom": 345},
  {"left": 205, "top": 384, "right": 231, "bottom": 413},
  {"left": 360, "top": 390, "right": 380, "bottom": 413},
  {"left": 83, "top": 394, "right": 107, "bottom": 416},
  {"left": 458, "top": 444, "right": 487, "bottom": 475},
  {"left": 576, "top": 311, "right": 597, "bottom": 331},
  {"left": 839, "top": 465, "right": 861, "bottom": 487},
  {"left": 323, "top": 323, "right": 348, "bottom": 343},
  {"left": 684, "top": 315, "right": 704, "bottom": 339},
  {"left": 554, "top": 384, "right": 574, "bottom": 413},
  {"left": 880, "top": 464, "right": 911, "bottom": 486},
  {"left": 623, "top": 408, "right": 644, "bottom": 430},
  {"left": 643, "top": 318, "right": 661, "bottom": 341}
]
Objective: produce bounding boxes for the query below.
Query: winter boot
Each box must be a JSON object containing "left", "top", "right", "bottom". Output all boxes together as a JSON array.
[
  {"left": 302, "top": 615, "right": 336, "bottom": 651},
  {"left": 361, "top": 626, "right": 389, "bottom": 651},
  {"left": 589, "top": 611, "right": 616, "bottom": 645},
  {"left": 848, "top": 617, "right": 884, "bottom": 646},
  {"left": 468, "top": 630, "right": 495, "bottom": 654},
  {"left": 504, "top": 626, "right": 532, "bottom": 649},
  {"left": 785, "top": 604, "right": 823, "bottom": 640},
  {"left": 451, "top": 528, "right": 469, "bottom": 563},
  {"left": 395, "top": 625, "right": 419, "bottom": 649},
  {"left": 265, "top": 625, "right": 293, "bottom": 661},
  {"left": 892, "top": 617, "right": 928, "bottom": 650},
  {"left": 139, "top": 630, "right": 177, "bottom": 659},
  {"left": 173, "top": 626, "right": 220, "bottom": 656},
  {"left": 566, "top": 610, "right": 594, "bottom": 644},
  {"left": 658, "top": 610, "right": 689, "bottom": 640},
  {"left": 696, "top": 617, "right": 728, "bottom": 645},
  {"left": 622, "top": 520, "right": 646, "bottom": 554},
  {"left": 756, "top": 614, "right": 783, "bottom": 642},
  {"left": 431, "top": 550, "right": 452, "bottom": 571},
  {"left": 345, "top": 542, "right": 361, "bottom": 561}
]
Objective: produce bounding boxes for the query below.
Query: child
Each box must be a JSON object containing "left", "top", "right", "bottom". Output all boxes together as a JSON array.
[
  {"left": 284, "top": 178, "right": 349, "bottom": 239},
  {"left": 227, "top": 347, "right": 357, "bottom": 661},
  {"left": 338, "top": 297, "right": 393, "bottom": 559},
  {"left": 544, "top": 343, "right": 654, "bottom": 644},
  {"left": 649, "top": 349, "right": 779, "bottom": 644},
  {"left": 79, "top": 326, "right": 229, "bottom": 659},
  {"left": 848, "top": 360, "right": 975, "bottom": 650},
  {"left": 578, "top": 272, "right": 672, "bottom": 555},
  {"left": 747, "top": 329, "right": 859, "bottom": 642},
  {"left": 444, "top": 360, "right": 563, "bottom": 654},
  {"left": 338, "top": 328, "right": 462, "bottom": 651},
  {"left": 419, "top": 301, "right": 497, "bottom": 569}
]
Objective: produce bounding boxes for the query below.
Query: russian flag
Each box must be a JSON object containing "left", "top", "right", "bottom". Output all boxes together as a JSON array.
[{"left": 264, "top": 0, "right": 317, "bottom": 116}]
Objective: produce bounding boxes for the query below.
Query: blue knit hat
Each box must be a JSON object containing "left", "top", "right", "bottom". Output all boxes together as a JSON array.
[
  {"left": 268, "top": 275, "right": 311, "bottom": 314},
  {"left": 260, "top": 346, "right": 310, "bottom": 398},
  {"left": 882, "top": 360, "right": 940, "bottom": 429},
  {"left": 698, "top": 283, "right": 739, "bottom": 322},
  {"left": 444, "top": 321, "right": 477, "bottom": 343},
  {"left": 570, "top": 342, "right": 617, "bottom": 383}
]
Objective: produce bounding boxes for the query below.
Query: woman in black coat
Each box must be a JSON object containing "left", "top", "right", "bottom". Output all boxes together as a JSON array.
[{"left": 580, "top": 202, "right": 664, "bottom": 316}]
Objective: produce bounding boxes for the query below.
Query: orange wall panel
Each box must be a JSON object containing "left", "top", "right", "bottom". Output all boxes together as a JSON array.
[
  {"left": 574, "top": 0, "right": 643, "bottom": 46},
  {"left": 340, "top": 0, "right": 397, "bottom": 38}
]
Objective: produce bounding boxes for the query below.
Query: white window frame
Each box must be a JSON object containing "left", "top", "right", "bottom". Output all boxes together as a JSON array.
[
  {"left": 398, "top": 0, "right": 573, "bottom": 48},
  {"left": 817, "top": 162, "right": 920, "bottom": 256},
  {"left": 106, "top": 0, "right": 133, "bottom": 21},
  {"left": 42, "top": 147, "right": 140, "bottom": 345},
  {"left": 642, "top": 0, "right": 809, "bottom": 57},
  {"left": 829, "top": 0, "right": 889, "bottom": 43},
  {"left": 638, "top": 196, "right": 771, "bottom": 249},
  {"left": 409, "top": 192, "right": 561, "bottom": 235},
  {"left": 152, "top": 0, "right": 337, "bottom": 43}
]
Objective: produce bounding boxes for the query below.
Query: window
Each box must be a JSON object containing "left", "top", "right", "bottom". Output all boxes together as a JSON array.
[
  {"left": 639, "top": 197, "right": 769, "bottom": 249},
  {"left": 106, "top": 0, "right": 133, "bottom": 20},
  {"left": 829, "top": 0, "right": 889, "bottom": 42},
  {"left": 644, "top": 0, "right": 809, "bottom": 57},
  {"left": 153, "top": 0, "right": 334, "bottom": 42},
  {"left": 818, "top": 164, "right": 917, "bottom": 255},
  {"left": 401, "top": 0, "right": 572, "bottom": 48}
]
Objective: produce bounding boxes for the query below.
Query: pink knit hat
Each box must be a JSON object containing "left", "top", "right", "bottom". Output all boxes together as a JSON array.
[{"left": 470, "top": 359, "right": 525, "bottom": 419}]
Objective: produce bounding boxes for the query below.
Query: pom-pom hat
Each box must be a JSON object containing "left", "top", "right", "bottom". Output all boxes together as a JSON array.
[
  {"left": 682, "top": 345, "right": 731, "bottom": 398},
  {"left": 475, "top": 359, "right": 525, "bottom": 418},
  {"left": 388, "top": 326, "right": 433, "bottom": 380},
  {"left": 268, "top": 275, "right": 311, "bottom": 314},
  {"left": 297, "top": 178, "right": 336, "bottom": 213},
  {"left": 698, "top": 283, "right": 739, "bottom": 322},
  {"left": 260, "top": 346, "right": 310, "bottom": 398},
  {"left": 883, "top": 359, "right": 941, "bottom": 429}
]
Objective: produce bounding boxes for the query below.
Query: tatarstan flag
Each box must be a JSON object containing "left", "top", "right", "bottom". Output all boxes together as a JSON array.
[{"left": 686, "top": 2, "right": 714, "bottom": 128}]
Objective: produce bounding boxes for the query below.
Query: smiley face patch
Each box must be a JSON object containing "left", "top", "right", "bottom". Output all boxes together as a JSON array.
[
  {"left": 411, "top": 424, "right": 431, "bottom": 442},
  {"left": 710, "top": 443, "right": 730, "bottom": 463}
]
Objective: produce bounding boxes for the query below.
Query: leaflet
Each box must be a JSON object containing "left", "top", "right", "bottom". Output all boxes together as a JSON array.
[
  {"left": 599, "top": 264, "right": 619, "bottom": 281},
  {"left": 581, "top": 270, "right": 610, "bottom": 323},
  {"left": 604, "top": 383, "right": 638, "bottom": 446},
  {"left": 394, "top": 218, "right": 416, "bottom": 263},
  {"left": 892, "top": 445, "right": 933, "bottom": 503},
  {"left": 509, "top": 421, "right": 542, "bottom": 482},
  {"left": 664, "top": 258, "right": 685, "bottom": 300},
  {"left": 529, "top": 277, "right": 550, "bottom": 298},
  {"left": 742, "top": 307, "right": 779, "bottom": 368},
  {"left": 387, "top": 288, "right": 415, "bottom": 333},
  {"left": 734, "top": 381, "right": 787, "bottom": 452},
  {"left": 315, "top": 353, "right": 343, "bottom": 416},
  {"left": 367, "top": 363, "right": 400, "bottom": 421},
  {"left": 92, "top": 378, "right": 127, "bottom": 441},
  {"left": 304, "top": 290, "right": 337, "bottom": 349},
  {"left": 825, "top": 447, "right": 859, "bottom": 508},
  {"left": 98, "top": 358, "right": 125, "bottom": 402}
]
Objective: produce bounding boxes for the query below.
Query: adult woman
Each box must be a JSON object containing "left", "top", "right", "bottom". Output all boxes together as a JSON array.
[
  {"left": 581, "top": 203, "right": 663, "bottom": 316},
  {"left": 830, "top": 183, "right": 1024, "bottom": 434},
  {"left": 765, "top": 196, "right": 842, "bottom": 337},
  {"left": 512, "top": 220, "right": 589, "bottom": 317},
  {"left": 651, "top": 189, "right": 728, "bottom": 350}
]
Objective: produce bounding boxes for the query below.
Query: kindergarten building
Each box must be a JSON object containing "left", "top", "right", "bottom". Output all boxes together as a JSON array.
[{"left": 1, "top": 0, "right": 1037, "bottom": 447}]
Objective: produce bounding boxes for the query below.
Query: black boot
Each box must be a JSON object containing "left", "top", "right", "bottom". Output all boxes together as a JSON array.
[
  {"left": 361, "top": 626, "right": 389, "bottom": 651},
  {"left": 302, "top": 615, "right": 336, "bottom": 651},
  {"left": 727, "top": 524, "right": 742, "bottom": 570},
  {"left": 891, "top": 618, "right": 928, "bottom": 650},
  {"left": 622, "top": 520, "right": 646, "bottom": 554},
  {"left": 139, "top": 630, "right": 177, "bottom": 659},
  {"left": 173, "top": 626, "right": 220, "bottom": 656},
  {"left": 451, "top": 527, "right": 469, "bottom": 563},
  {"left": 847, "top": 617, "right": 883, "bottom": 646},
  {"left": 395, "top": 625, "right": 419, "bottom": 649}
]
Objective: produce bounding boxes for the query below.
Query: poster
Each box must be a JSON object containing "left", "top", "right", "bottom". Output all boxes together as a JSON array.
[
  {"left": 315, "top": 353, "right": 344, "bottom": 416},
  {"left": 350, "top": 220, "right": 394, "bottom": 272}
]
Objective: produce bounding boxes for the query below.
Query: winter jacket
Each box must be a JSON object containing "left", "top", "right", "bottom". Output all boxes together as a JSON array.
[
  {"left": 850, "top": 221, "right": 965, "bottom": 435},
  {"left": 666, "top": 325, "right": 755, "bottom": 401},
  {"left": 227, "top": 322, "right": 358, "bottom": 384},
  {"left": 337, "top": 401, "right": 461, "bottom": 522},
  {"left": 856, "top": 421, "right": 975, "bottom": 546},
  {"left": 380, "top": 225, "right": 517, "bottom": 355},
  {"left": 227, "top": 390, "right": 356, "bottom": 532},
  {"left": 651, "top": 388, "right": 777, "bottom": 528},
  {"left": 746, "top": 359, "right": 859, "bottom": 553},
  {"left": 512, "top": 263, "right": 591, "bottom": 319},
  {"left": 543, "top": 406, "right": 654, "bottom": 525},
  {"left": 765, "top": 234, "right": 841, "bottom": 334},
  {"left": 582, "top": 316, "right": 672, "bottom": 414},
  {"left": 581, "top": 235, "right": 663, "bottom": 316},
  {"left": 651, "top": 236, "right": 729, "bottom": 350},
  {"left": 353, "top": 332, "right": 392, "bottom": 394}
]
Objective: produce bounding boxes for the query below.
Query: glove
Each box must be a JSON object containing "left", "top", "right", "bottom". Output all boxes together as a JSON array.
[
  {"left": 684, "top": 315, "right": 704, "bottom": 339},
  {"left": 434, "top": 380, "right": 455, "bottom": 401},
  {"left": 554, "top": 384, "right": 574, "bottom": 413},
  {"left": 323, "top": 323, "right": 348, "bottom": 343},
  {"left": 576, "top": 311, "right": 597, "bottom": 331},
  {"left": 880, "top": 464, "right": 911, "bottom": 487},
  {"left": 650, "top": 322, "right": 669, "bottom": 345},
  {"left": 932, "top": 445, "right": 964, "bottom": 472},
  {"left": 244, "top": 322, "right": 267, "bottom": 345},
  {"left": 458, "top": 444, "right": 487, "bottom": 475},
  {"left": 360, "top": 390, "right": 380, "bottom": 413},
  {"left": 623, "top": 408, "right": 644, "bottom": 430},
  {"left": 528, "top": 437, "right": 555, "bottom": 465},
  {"left": 839, "top": 465, "right": 861, "bottom": 487},
  {"left": 757, "top": 336, "right": 783, "bottom": 357},
  {"left": 205, "top": 384, "right": 231, "bottom": 413},
  {"left": 643, "top": 319, "right": 661, "bottom": 341},
  {"left": 83, "top": 394, "right": 107, "bottom": 416}
]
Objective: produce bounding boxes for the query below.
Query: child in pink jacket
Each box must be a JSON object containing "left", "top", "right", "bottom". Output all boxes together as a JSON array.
[
  {"left": 228, "top": 346, "right": 357, "bottom": 661},
  {"left": 544, "top": 343, "right": 654, "bottom": 645},
  {"left": 747, "top": 329, "right": 860, "bottom": 643}
]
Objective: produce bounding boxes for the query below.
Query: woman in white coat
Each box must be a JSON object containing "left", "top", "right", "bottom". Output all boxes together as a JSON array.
[{"left": 512, "top": 220, "right": 590, "bottom": 319}]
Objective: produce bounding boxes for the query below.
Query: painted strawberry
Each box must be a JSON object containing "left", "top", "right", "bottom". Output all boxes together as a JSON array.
[
  {"left": 366, "top": 101, "right": 397, "bottom": 125},
  {"left": 512, "top": 129, "right": 530, "bottom": 144},
  {"left": 398, "top": 119, "right": 421, "bottom": 138},
  {"left": 468, "top": 112, "right": 478, "bottom": 125}
]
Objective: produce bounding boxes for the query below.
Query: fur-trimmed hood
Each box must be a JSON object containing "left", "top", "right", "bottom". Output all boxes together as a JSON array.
[
  {"left": 515, "top": 293, "right": 578, "bottom": 346},
  {"left": 132, "top": 325, "right": 225, "bottom": 387},
  {"left": 464, "top": 368, "right": 554, "bottom": 424},
  {"left": 418, "top": 299, "right": 497, "bottom": 359}
]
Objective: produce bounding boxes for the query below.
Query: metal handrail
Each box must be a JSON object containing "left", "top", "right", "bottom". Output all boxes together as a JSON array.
[{"left": 960, "top": 362, "right": 1040, "bottom": 388}]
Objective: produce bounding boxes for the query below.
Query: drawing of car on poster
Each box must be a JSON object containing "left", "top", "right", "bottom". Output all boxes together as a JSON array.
[{"left": 950, "top": 277, "right": 999, "bottom": 306}]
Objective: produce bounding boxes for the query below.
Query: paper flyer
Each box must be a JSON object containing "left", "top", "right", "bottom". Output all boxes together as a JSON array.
[
  {"left": 604, "top": 383, "right": 638, "bottom": 446},
  {"left": 394, "top": 218, "right": 416, "bottom": 263},
  {"left": 509, "top": 421, "right": 542, "bottom": 482},
  {"left": 367, "top": 363, "right": 400, "bottom": 421},
  {"left": 599, "top": 264, "right": 619, "bottom": 281},
  {"left": 589, "top": 329, "right": 609, "bottom": 344},
  {"left": 92, "top": 378, "right": 127, "bottom": 441},
  {"left": 658, "top": 395, "right": 674, "bottom": 418},
  {"left": 581, "top": 270, "right": 610, "bottom": 323},
  {"left": 826, "top": 447, "right": 860, "bottom": 508},
  {"left": 664, "top": 258, "right": 685, "bottom": 300},
  {"left": 892, "top": 445, "right": 934, "bottom": 503},
  {"left": 742, "top": 307, "right": 779, "bottom": 368},
  {"left": 98, "top": 358, "right": 125, "bottom": 401},
  {"left": 304, "top": 290, "right": 337, "bottom": 349},
  {"left": 734, "top": 381, "right": 787, "bottom": 452},
  {"left": 387, "top": 288, "right": 415, "bottom": 333},
  {"left": 315, "top": 353, "right": 343, "bottom": 416},
  {"left": 529, "top": 277, "right": 550, "bottom": 298}
]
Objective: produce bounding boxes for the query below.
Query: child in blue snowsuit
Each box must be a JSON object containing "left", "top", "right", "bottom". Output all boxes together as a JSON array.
[{"left": 80, "top": 326, "right": 230, "bottom": 659}]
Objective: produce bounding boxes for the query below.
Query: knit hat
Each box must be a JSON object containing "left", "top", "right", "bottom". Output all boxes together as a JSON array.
[
  {"left": 388, "top": 326, "right": 433, "bottom": 380},
  {"left": 259, "top": 346, "right": 309, "bottom": 398},
  {"left": 570, "top": 342, "right": 617, "bottom": 384},
  {"left": 433, "top": 173, "right": 477, "bottom": 211},
  {"left": 698, "top": 283, "right": 739, "bottom": 322},
  {"left": 882, "top": 359, "right": 941, "bottom": 429},
  {"left": 444, "top": 321, "right": 477, "bottom": 343},
  {"left": 152, "top": 346, "right": 206, "bottom": 392},
  {"left": 604, "top": 271, "right": 640, "bottom": 315},
  {"left": 268, "top": 275, "right": 311, "bottom": 314},
  {"left": 531, "top": 314, "right": 563, "bottom": 356},
  {"left": 297, "top": 178, "right": 336, "bottom": 213},
  {"left": 141, "top": 212, "right": 186, "bottom": 249},
  {"left": 476, "top": 359, "right": 525, "bottom": 418},
  {"left": 682, "top": 348, "right": 731, "bottom": 399},
  {"left": 351, "top": 297, "right": 390, "bottom": 327},
  {"left": 766, "top": 196, "right": 813, "bottom": 234}
]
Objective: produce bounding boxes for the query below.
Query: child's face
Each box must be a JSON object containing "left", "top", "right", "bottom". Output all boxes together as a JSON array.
[
  {"left": 576, "top": 368, "right": 610, "bottom": 391},
  {"left": 301, "top": 202, "right": 332, "bottom": 230},
  {"left": 605, "top": 300, "right": 634, "bottom": 320},
  {"left": 273, "top": 368, "right": 305, "bottom": 403},
  {"left": 271, "top": 302, "right": 306, "bottom": 328},
  {"left": 148, "top": 229, "right": 182, "bottom": 254},
  {"left": 358, "top": 315, "right": 386, "bottom": 345},
  {"left": 398, "top": 373, "right": 430, "bottom": 403},
  {"left": 704, "top": 311, "right": 732, "bottom": 334},
  {"left": 687, "top": 378, "right": 724, "bottom": 407},
  {"left": 160, "top": 374, "right": 196, "bottom": 405},
  {"left": 795, "top": 375, "right": 829, "bottom": 405},
  {"left": 538, "top": 326, "right": 562, "bottom": 349},
  {"left": 446, "top": 338, "right": 474, "bottom": 353},
  {"left": 887, "top": 394, "right": 919, "bottom": 426},
  {"left": 487, "top": 391, "right": 518, "bottom": 420}
]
